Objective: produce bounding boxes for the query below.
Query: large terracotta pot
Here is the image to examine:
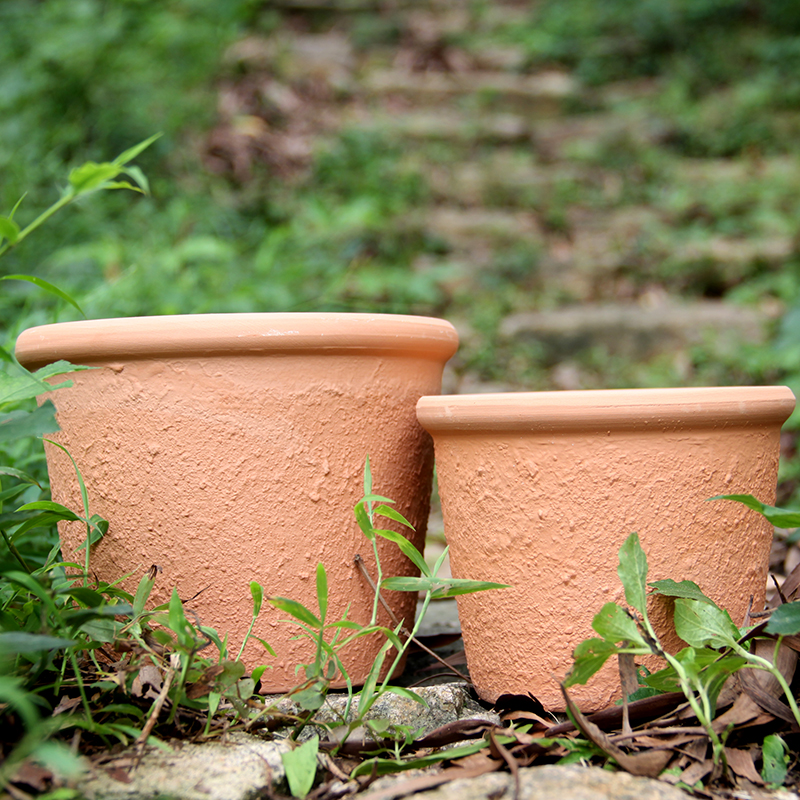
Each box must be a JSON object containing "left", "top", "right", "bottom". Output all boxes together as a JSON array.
[
  {"left": 416, "top": 386, "right": 795, "bottom": 711},
  {"left": 16, "top": 313, "right": 458, "bottom": 690}
]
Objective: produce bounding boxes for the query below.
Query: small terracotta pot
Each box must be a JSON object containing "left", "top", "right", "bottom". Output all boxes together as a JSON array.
[
  {"left": 416, "top": 387, "right": 796, "bottom": 711},
  {"left": 16, "top": 313, "right": 458, "bottom": 690}
]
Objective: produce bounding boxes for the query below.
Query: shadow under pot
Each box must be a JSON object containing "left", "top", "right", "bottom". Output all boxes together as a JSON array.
[
  {"left": 416, "top": 386, "right": 796, "bottom": 712},
  {"left": 16, "top": 312, "right": 459, "bottom": 691}
]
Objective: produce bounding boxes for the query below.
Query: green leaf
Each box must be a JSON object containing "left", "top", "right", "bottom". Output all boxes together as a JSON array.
[
  {"left": 0, "top": 402, "right": 60, "bottom": 443},
  {"left": 373, "top": 504, "right": 415, "bottom": 530},
  {"left": 374, "top": 529, "right": 429, "bottom": 576},
  {"left": 710, "top": 494, "right": 800, "bottom": 528},
  {"left": 358, "top": 638, "right": 393, "bottom": 717},
  {"left": 591, "top": 602, "right": 648, "bottom": 646},
  {"left": 123, "top": 165, "right": 150, "bottom": 194},
  {"left": 68, "top": 162, "right": 123, "bottom": 194},
  {"left": 133, "top": 569, "right": 157, "bottom": 618},
  {"left": 314, "top": 565, "right": 327, "bottom": 624},
  {"left": 268, "top": 597, "right": 321, "bottom": 629},
  {"left": 281, "top": 734, "right": 319, "bottom": 798},
  {"left": 762, "top": 734, "right": 789, "bottom": 787},
  {"left": 0, "top": 216, "right": 20, "bottom": 244},
  {"left": 354, "top": 502, "right": 374, "bottom": 540},
  {"left": 430, "top": 578, "right": 510, "bottom": 598},
  {"left": 648, "top": 579, "right": 717, "bottom": 605},
  {"left": 16, "top": 500, "right": 80, "bottom": 520},
  {"left": 363, "top": 455, "right": 373, "bottom": 497},
  {"left": 0, "top": 275, "right": 85, "bottom": 316},
  {"left": 112, "top": 133, "right": 162, "bottom": 167},
  {"left": 0, "top": 632, "right": 75, "bottom": 653},
  {"left": 618, "top": 532, "right": 649, "bottom": 615},
  {"left": 380, "top": 576, "right": 436, "bottom": 593},
  {"left": 564, "top": 638, "right": 619, "bottom": 686},
  {"left": 765, "top": 601, "right": 800, "bottom": 636},
  {"left": 0, "top": 466, "right": 41, "bottom": 486},
  {"left": 673, "top": 598, "right": 739, "bottom": 649},
  {"left": 381, "top": 686, "right": 428, "bottom": 706},
  {"left": 251, "top": 581, "right": 264, "bottom": 619}
]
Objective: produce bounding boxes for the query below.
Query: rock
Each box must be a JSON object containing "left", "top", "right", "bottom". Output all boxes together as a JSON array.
[
  {"left": 362, "top": 764, "right": 692, "bottom": 800},
  {"left": 78, "top": 732, "right": 290, "bottom": 800}
]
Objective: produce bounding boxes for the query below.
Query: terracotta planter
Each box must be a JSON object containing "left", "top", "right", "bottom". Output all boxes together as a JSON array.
[
  {"left": 416, "top": 386, "right": 795, "bottom": 711},
  {"left": 16, "top": 313, "right": 458, "bottom": 690}
]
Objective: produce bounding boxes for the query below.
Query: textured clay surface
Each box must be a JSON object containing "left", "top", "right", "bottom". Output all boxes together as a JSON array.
[
  {"left": 417, "top": 387, "right": 796, "bottom": 711},
  {"left": 17, "top": 314, "right": 458, "bottom": 690}
]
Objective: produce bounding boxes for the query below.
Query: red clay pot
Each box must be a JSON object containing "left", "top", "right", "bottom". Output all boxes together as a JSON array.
[
  {"left": 416, "top": 386, "right": 795, "bottom": 711},
  {"left": 17, "top": 313, "right": 458, "bottom": 690}
]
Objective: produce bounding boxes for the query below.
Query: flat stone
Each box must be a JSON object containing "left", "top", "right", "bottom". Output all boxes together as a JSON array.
[
  {"left": 362, "top": 764, "right": 697, "bottom": 800},
  {"left": 345, "top": 108, "right": 533, "bottom": 144},
  {"left": 500, "top": 300, "right": 768, "bottom": 363},
  {"left": 78, "top": 732, "right": 290, "bottom": 800},
  {"left": 362, "top": 69, "right": 578, "bottom": 114}
]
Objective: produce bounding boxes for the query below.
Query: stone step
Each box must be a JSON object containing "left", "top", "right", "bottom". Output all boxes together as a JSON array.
[
  {"left": 341, "top": 107, "right": 535, "bottom": 144},
  {"left": 361, "top": 68, "right": 579, "bottom": 115},
  {"left": 499, "top": 300, "right": 770, "bottom": 364}
]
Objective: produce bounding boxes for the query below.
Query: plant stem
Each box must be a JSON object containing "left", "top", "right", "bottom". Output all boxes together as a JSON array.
[
  {"left": 0, "top": 192, "right": 74, "bottom": 259},
  {"left": 0, "top": 527, "right": 31, "bottom": 573}
]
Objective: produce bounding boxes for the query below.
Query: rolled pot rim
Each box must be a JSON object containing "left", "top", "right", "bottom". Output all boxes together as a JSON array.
[
  {"left": 15, "top": 313, "right": 460, "bottom": 367},
  {"left": 416, "top": 386, "right": 797, "bottom": 433}
]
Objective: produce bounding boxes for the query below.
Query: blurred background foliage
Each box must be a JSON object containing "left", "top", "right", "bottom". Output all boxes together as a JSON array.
[{"left": 4, "top": 0, "right": 800, "bottom": 498}]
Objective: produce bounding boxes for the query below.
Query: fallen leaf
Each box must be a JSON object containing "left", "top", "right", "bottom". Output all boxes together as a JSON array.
[
  {"left": 724, "top": 747, "right": 763, "bottom": 785},
  {"left": 560, "top": 684, "right": 673, "bottom": 778}
]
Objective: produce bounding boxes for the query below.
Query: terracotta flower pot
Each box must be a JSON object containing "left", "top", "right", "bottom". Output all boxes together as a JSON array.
[
  {"left": 416, "top": 386, "right": 796, "bottom": 711},
  {"left": 16, "top": 313, "right": 458, "bottom": 690}
]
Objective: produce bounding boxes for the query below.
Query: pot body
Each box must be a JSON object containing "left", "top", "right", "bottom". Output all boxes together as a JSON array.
[
  {"left": 17, "top": 313, "right": 458, "bottom": 691},
  {"left": 416, "top": 387, "right": 796, "bottom": 711}
]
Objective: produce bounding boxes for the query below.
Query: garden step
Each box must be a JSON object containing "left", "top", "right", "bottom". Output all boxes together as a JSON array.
[
  {"left": 360, "top": 68, "right": 578, "bottom": 115},
  {"left": 341, "top": 107, "right": 534, "bottom": 144},
  {"left": 499, "top": 300, "right": 770, "bottom": 364}
]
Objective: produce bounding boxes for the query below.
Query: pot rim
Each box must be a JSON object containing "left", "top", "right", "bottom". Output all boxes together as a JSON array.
[
  {"left": 15, "top": 313, "right": 459, "bottom": 367},
  {"left": 416, "top": 386, "right": 796, "bottom": 433}
]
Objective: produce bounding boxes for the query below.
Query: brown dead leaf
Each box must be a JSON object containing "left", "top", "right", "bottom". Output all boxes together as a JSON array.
[
  {"left": 679, "top": 757, "right": 714, "bottom": 787},
  {"left": 131, "top": 663, "right": 162, "bottom": 699},
  {"left": 52, "top": 695, "right": 83, "bottom": 716},
  {"left": 186, "top": 664, "right": 226, "bottom": 699},
  {"left": 724, "top": 747, "right": 764, "bottom": 785},
  {"left": 11, "top": 761, "right": 51, "bottom": 791},
  {"left": 561, "top": 684, "right": 673, "bottom": 778}
]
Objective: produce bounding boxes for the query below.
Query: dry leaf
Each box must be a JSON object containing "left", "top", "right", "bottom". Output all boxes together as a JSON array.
[
  {"left": 724, "top": 747, "right": 764, "bottom": 785},
  {"left": 561, "top": 684, "right": 673, "bottom": 778}
]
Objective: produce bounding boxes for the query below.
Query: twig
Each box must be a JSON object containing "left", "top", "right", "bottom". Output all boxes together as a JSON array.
[
  {"left": 354, "top": 554, "right": 470, "bottom": 683},
  {"left": 133, "top": 664, "right": 176, "bottom": 768}
]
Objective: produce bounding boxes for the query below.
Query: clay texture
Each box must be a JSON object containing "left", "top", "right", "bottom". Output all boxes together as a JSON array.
[
  {"left": 17, "top": 313, "right": 458, "bottom": 690},
  {"left": 416, "top": 387, "right": 796, "bottom": 711}
]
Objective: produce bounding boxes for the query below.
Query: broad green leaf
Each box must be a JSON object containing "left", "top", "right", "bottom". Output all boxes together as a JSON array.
[
  {"left": 2, "top": 571, "right": 60, "bottom": 617},
  {"left": 124, "top": 165, "right": 150, "bottom": 194},
  {"left": 765, "top": 601, "right": 800, "bottom": 636},
  {"left": 0, "top": 275, "right": 85, "bottom": 316},
  {"left": 64, "top": 586, "right": 105, "bottom": 606},
  {"left": 762, "top": 734, "right": 789, "bottom": 787},
  {"left": 0, "top": 402, "right": 60, "bottom": 442},
  {"left": 648, "top": 579, "right": 717, "bottom": 606},
  {"left": 293, "top": 685, "right": 326, "bottom": 712},
  {"left": 591, "top": 602, "right": 647, "bottom": 646},
  {"left": 10, "top": 511, "right": 68, "bottom": 540},
  {"left": 373, "top": 504, "right": 415, "bottom": 530},
  {"left": 0, "top": 216, "right": 19, "bottom": 244},
  {"left": 374, "top": 528, "right": 429, "bottom": 576},
  {"left": 0, "top": 632, "right": 75, "bottom": 652},
  {"left": 711, "top": 494, "right": 800, "bottom": 528},
  {"left": 281, "top": 734, "right": 319, "bottom": 798},
  {"left": 618, "top": 532, "right": 648, "bottom": 615},
  {"left": 430, "top": 578, "right": 510, "bottom": 598},
  {"left": 564, "top": 638, "right": 618, "bottom": 686},
  {"left": 68, "top": 162, "right": 122, "bottom": 193},
  {"left": 268, "top": 596, "right": 321, "bottom": 628},
  {"left": 673, "top": 598, "right": 739, "bottom": 649}
]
